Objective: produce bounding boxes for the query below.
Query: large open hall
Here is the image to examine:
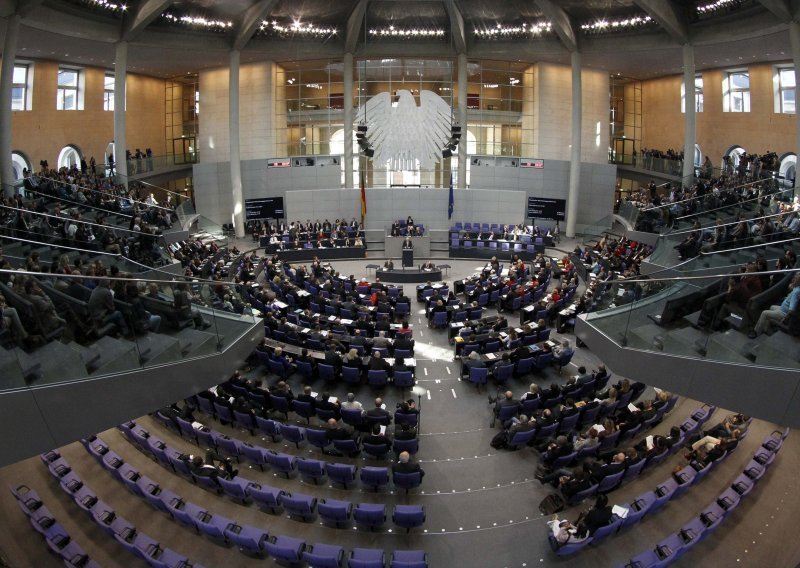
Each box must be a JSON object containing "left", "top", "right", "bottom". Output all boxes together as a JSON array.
[{"left": 1, "top": 1, "right": 800, "bottom": 568}]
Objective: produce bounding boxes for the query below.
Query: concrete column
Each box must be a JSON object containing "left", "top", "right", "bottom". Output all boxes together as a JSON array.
[
  {"left": 790, "top": 22, "right": 800, "bottom": 189},
  {"left": 229, "top": 50, "right": 244, "bottom": 237},
  {"left": 0, "top": 14, "right": 21, "bottom": 195},
  {"left": 113, "top": 41, "right": 128, "bottom": 184},
  {"left": 682, "top": 44, "right": 696, "bottom": 186},
  {"left": 343, "top": 53, "right": 354, "bottom": 189},
  {"left": 566, "top": 51, "right": 582, "bottom": 238},
  {"left": 457, "top": 53, "right": 467, "bottom": 188}
]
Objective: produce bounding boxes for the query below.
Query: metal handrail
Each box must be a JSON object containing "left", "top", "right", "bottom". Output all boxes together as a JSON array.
[
  {"left": 0, "top": 204, "right": 153, "bottom": 238},
  {"left": 673, "top": 186, "right": 794, "bottom": 222},
  {"left": 583, "top": 267, "right": 799, "bottom": 287},
  {"left": 0, "top": 266, "right": 246, "bottom": 287},
  {"left": 37, "top": 175, "right": 174, "bottom": 213},
  {"left": 642, "top": 177, "right": 770, "bottom": 211},
  {"left": 657, "top": 210, "right": 790, "bottom": 238}
]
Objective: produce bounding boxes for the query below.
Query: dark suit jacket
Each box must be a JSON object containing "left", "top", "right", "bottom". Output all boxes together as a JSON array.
[
  {"left": 367, "top": 408, "right": 392, "bottom": 423},
  {"left": 392, "top": 461, "right": 424, "bottom": 476},
  {"left": 590, "top": 461, "right": 625, "bottom": 481}
]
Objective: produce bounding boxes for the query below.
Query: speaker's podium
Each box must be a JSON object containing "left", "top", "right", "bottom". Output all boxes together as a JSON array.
[{"left": 402, "top": 247, "right": 414, "bottom": 268}]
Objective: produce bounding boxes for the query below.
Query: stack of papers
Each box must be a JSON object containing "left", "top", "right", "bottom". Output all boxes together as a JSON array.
[{"left": 612, "top": 505, "right": 629, "bottom": 519}]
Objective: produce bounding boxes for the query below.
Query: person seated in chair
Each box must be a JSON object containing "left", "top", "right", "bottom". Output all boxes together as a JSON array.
[
  {"left": 362, "top": 423, "right": 391, "bottom": 447},
  {"left": 550, "top": 494, "right": 613, "bottom": 543},
  {"left": 421, "top": 260, "right": 436, "bottom": 271},
  {"left": 316, "top": 391, "right": 341, "bottom": 420},
  {"left": 383, "top": 259, "right": 394, "bottom": 271},
  {"left": 367, "top": 349, "right": 391, "bottom": 375},
  {"left": 585, "top": 452, "right": 626, "bottom": 483},
  {"left": 366, "top": 397, "right": 393, "bottom": 424},
  {"left": 296, "top": 385, "right": 316, "bottom": 411},
  {"left": 324, "top": 418, "right": 357, "bottom": 451},
  {"left": 392, "top": 450, "right": 424, "bottom": 477},
  {"left": 393, "top": 356, "right": 413, "bottom": 378}
]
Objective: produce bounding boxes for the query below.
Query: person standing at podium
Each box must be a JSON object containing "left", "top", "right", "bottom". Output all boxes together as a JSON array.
[{"left": 402, "top": 237, "right": 414, "bottom": 268}]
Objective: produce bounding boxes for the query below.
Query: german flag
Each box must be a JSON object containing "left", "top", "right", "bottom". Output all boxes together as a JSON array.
[{"left": 360, "top": 176, "right": 367, "bottom": 223}]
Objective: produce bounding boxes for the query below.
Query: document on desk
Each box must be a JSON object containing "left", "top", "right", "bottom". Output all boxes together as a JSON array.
[{"left": 485, "top": 352, "right": 497, "bottom": 360}]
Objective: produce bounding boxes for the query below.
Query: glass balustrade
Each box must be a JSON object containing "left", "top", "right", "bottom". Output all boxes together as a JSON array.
[
  {"left": 0, "top": 268, "right": 257, "bottom": 391},
  {"left": 583, "top": 268, "right": 800, "bottom": 370}
]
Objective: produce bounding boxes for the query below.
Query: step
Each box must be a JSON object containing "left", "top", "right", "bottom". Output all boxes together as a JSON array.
[
  {"left": 173, "top": 327, "right": 219, "bottom": 358},
  {"left": 31, "top": 340, "right": 90, "bottom": 385},
  {"left": 0, "top": 347, "right": 29, "bottom": 389},
  {"left": 659, "top": 326, "right": 708, "bottom": 357},
  {"left": 86, "top": 335, "right": 141, "bottom": 376}
]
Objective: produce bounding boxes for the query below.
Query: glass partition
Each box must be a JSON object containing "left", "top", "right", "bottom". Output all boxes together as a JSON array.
[
  {"left": 0, "top": 268, "right": 257, "bottom": 391},
  {"left": 583, "top": 267, "right": 800, "bottom": 370}
]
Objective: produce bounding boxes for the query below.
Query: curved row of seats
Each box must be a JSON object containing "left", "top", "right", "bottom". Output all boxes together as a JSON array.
[
  {"left": 145, "top": 414, "right": 421, "bottom": 491},
  {"left": 189, "top": 388, "right": 419, "bottom": 439},
  {"left": 39, "top": 449, "right": 206, "bottom": 568},
  {"left": 177, "top": 397, "right": 419, "bottom": 458},
  {"left": 548, "top": 413, "right": 751, "bottom": 556},
  {"left": 608, "top": 428, "right": 788, "bottom": 567},
  {"left": 554, "top": 403, "right": 715, "bottom": 506},
  {"left": 68, "top": 437, "right": 429, "bottom": 567},
  {"left": 10, "top": 484, "right": 103, "bottom": 568}
]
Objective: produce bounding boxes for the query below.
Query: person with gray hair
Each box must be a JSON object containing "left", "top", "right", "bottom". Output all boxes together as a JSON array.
[
  {"left": 340, "top": 392, "right": 364, "bottom": 415},
  {"left": 392, "top": 450, "right": 424, "bottom": 477}
]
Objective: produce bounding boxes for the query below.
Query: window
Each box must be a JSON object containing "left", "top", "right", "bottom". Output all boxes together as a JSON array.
[
  {"left": 680, "top": 74, "right": 703, "bottom": 113},
  {"left": 11, "top": 152, "right": 31, "bottom": 180},
  {"left": 723, "top": 70, "right": 750, "bottom": 112},
  {"left": 57, "top": 67, "right": 81, "bottom": 110},
  {"left": 103, "top": 73, "right": 114, "bottom": 111},
  {"left": 58, "top": 145, "right": 82, "bottom": 169},
  {"left": 777, "top": 67, "right": 795, "bottom": 114},
  {"left": 12, "top": 64, "right": 30, "bottom": 110}
]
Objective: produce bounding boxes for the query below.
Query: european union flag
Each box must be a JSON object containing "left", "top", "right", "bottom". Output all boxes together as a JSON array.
[{"left": 448, "top": 173, "right": 454, "bottom": 220}]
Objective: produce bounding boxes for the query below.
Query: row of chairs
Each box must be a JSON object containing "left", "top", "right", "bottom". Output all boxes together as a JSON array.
[
  {"left": 149, "top": 414, "right": 422, "bottom": 487},
  {"left": 10, "top": 484, "right": 102, "bottom": 568},
  {"left": 549, "top": 411, "right": 749, "bottom": 556},
  {"left": 556, "top": 404, "right": 716, "bottom": 506},
  {"left": 611, "top": 428, "right": 788, "bottom": 567},
  {"left": 50, "top": 446, "right": 428, "bottom": 568},
  {"left": 39, "top": 450, "right": 204, "bottom": 568},
  {"left": 190, "top": 391, "right": 418, "bottom": 431},
  {"left": 95, "top": 432, "right": 428, "bottom": 538}
]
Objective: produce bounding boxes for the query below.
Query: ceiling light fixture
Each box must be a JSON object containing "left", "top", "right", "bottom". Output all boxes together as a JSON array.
[
  {"left": 260, "top": 20, "right": 337, "bottom": 36},
  {"left": 162, "top": 13, "right": 233, "bottom": 29},
  {"left": 369, "top": 28, "right": 446, "bottom": 38},
  {"left": 474, "top": 21, "right": 552, "bottom": 39},
  {"left": 580, "top": 15, "right": 653, "bottom": 34},
  {"left": 697, "top": 0, "right": 739, "bottom": 14}
]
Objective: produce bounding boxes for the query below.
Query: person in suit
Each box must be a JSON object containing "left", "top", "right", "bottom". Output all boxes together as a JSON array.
[
  {"left": 383, "top": 259, "right": 395, "bottom": 270},
  {"left": 368, "top": 351, "right": 392, "bottom": 376},
  {"left": 393, "top": 356, "right": 413, "bottom": 378},
  {"left": 586, "top": 452, "right": 626, "bottom": 483},
  {"left": 323, "top": 344, "right": 342, "bottom": 372},
  {"left": 296, "top": 385, "right": 316, "bottom": 412},
  {"left": 462, "top": 350, "right": 486, "bottom": 376},
  {"left": 493, "top": 390, "right": 518, "bottom": 417},
  {"left": 316, "top": 392, "right": 341, "bottom": 420},
  {"left": 392, "top": 451, "right": 424, "bottom": 477},
  {"left": 324, "top": 418, "right": 355, "bottom": 442},
  {"left": 362, "top": 423, "right": 391, "bottom": 447},
  {"left": 402, "top": 237, "right": 413, "bottom": 249},
  {"left": 366, "top": 397, "right": 393, "bottom": 424},
  {"left": 393, "top": 333, "right": 414, "bottom": 355}
]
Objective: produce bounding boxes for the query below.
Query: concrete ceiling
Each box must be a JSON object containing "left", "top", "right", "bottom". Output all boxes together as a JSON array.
[{"left": 0, "top": 0, "right": 794, "bottom": 80}]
